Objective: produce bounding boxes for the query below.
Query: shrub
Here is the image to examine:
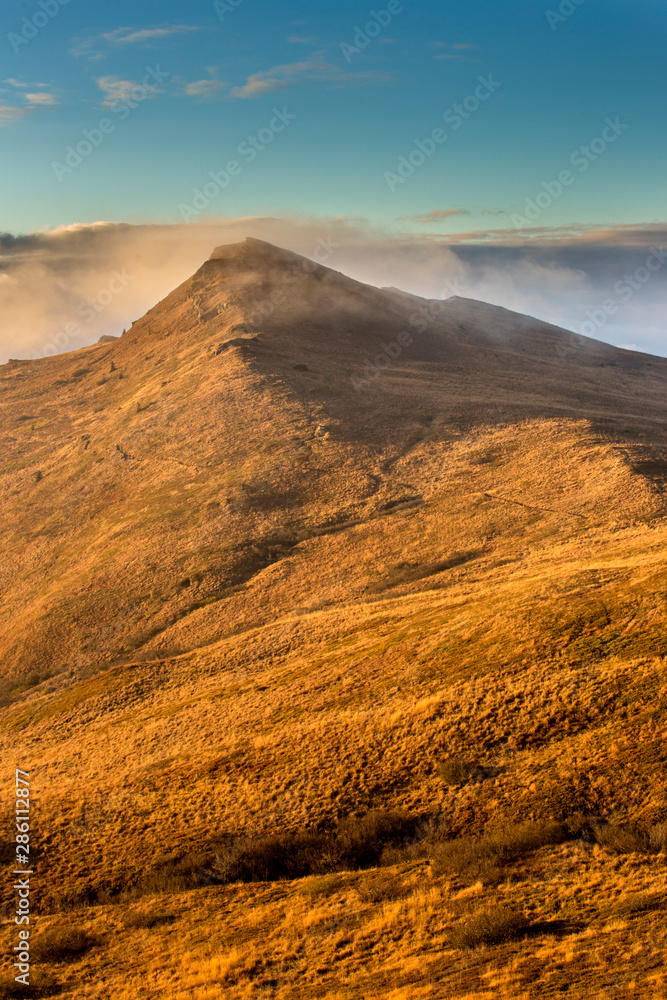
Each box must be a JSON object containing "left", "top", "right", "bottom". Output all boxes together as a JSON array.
[
  {"left": 138, "top": 852, "right": 217, "bottom": 895},
  {"left": 0, "top": 671, "right": 48, "bottom": 707},
  {"left": 214, "top": 831, "right": 329, "bottom": 883},
  {"left": 55, "top": 885, "right": 100, "bottom": 911},
  {"left": 448, "top": 905, "right": 528, "bottom": 949},
  {"left": 0, "top": 841, "right": 15, "bottom": 864},
  {"left": 0, "top": 983, "right": 26, "bottom": 999},
  {"left": 367, "top": 553, "right": 477, "bottom": 594},
  {"left": 172, "top": 810, "right": 419, "bottom": 887},
  {"left": 483, "top": 821, "right": 568, "bottom": 862},
  {"left": 432, "top": 835, "right": 503, "bottom": 885},
  {"left": 123, "top": 910, "right": 175, "bottom": 930},
  {"left": 432, "top": 821, "right": 568, "bottom": 885},
  {"left": 592, "top": 823, "right": 647, "bottom": 854},
  {"left": 296, "top": 873, "right": 346, "bottom": 898},
  {"left": 334, "top": 810, "right": 417, "bottom": 870},
  {"left": 437, "top": 758, "right": 477, "bottom": 786},
  {"left": 31, "top": 927, "right": 99, "bottom": 963},
  {"left": 34, "top": 470, "right": 43, "bottom": 483},
  {"left": 354, "top": 874, "right": 408, "bottom": 904},
  {"left": 649, "top": 823, "right": 667, "bottom": 853},
  {"left": 0, "top": 970, "right": 60, "bottom": 998}
]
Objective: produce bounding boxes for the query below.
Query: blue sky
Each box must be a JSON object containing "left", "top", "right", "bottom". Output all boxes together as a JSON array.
[
  {"left": 1, "top": 0, "right": 665, "bottom": 233},
  {"left": 1, "top": 0, "right": 667, "bottom": 362}
]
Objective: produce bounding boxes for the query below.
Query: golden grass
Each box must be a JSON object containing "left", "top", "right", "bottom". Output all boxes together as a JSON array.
[{"left": 2, "top": 408, "right": 667, "bottom": 996}]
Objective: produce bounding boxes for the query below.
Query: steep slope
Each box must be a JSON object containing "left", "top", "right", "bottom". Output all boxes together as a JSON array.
[
  {"left": 2, "top": 241, "right": 667, "bottom": 998},
  {"left": 1, "top": 238, "right": 667, "bottom": 685}
]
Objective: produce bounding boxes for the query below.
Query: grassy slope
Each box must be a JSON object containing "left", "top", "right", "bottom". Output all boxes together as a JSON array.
[
  {"left": 2, "top": 243, "right": 667, "bottom": 997},
  {"left": 2, "top": 419, "right": 667, "bottom": 998}
]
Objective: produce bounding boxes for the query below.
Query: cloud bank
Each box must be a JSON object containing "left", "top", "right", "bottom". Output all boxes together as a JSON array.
[{"left": 0, "top": 218, "right": 665, "bottom": 365}]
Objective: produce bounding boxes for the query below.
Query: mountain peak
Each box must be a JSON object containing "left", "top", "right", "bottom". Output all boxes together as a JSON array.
[{"left": 207, "top": 237, "right": 325, "bottom": 272}]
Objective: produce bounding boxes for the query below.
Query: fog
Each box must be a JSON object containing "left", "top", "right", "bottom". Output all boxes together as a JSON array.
[{"left": 1, "top": 217, "right": 666, "bottom": 364}]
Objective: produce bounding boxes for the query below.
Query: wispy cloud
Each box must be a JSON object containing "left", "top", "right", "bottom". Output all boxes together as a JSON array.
[
  {"left": 3, "top": 78, "right": 50, "bottom": 90},
  {"left": 25, "top": 92, "right": 59, "bottom": 107},
  {"left": 0, "top": 106, "right": 28, "bottom": 127},
  {"left": 426, "top": 221, "right": 667, "bottom": 248},
  {"left": 231, "top": 54, "right": 391, "bottom": 98},
  {"left": 405, "top": 209, "right": 471, "bottom": 224},
  {"left": 182, "top": 67, "right": 226, "bottom": 98},
  {"left": 287, "top": 35, "right": 318, "bottom": 44},
  {"left": 430, "top": 42, "right": 480, "bottom": 61},
  {"left": 0, "top": 82, "right": 59, "bottom": 126},
  {"left": 96, "top": 76, "right": 161, "bottom": 107},
  {"left": 102, "top": 25, "right": 201, "bottom": 45},
  {"left": 185, "top": 79, "right": 226, "bottom": 98},
  {"left": 72, "top": 24, "right": 200, "bottom": 60},
  {"left": 430, "top": 42, "right": 478, "bottom": 50}
]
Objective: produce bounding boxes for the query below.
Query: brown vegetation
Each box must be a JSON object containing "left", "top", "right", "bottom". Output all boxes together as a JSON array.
[{"left": 3, "top": 241, "right": 667, "bottom": 997}]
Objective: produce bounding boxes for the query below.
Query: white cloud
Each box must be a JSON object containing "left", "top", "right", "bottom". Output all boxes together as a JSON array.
[
  {"left": 25, "top": 93, "right": 59, "bottom": 107},
  {"left": 72, "top": 24, "right": 200, "bottom": 60},
  {"left": 406, "top": 209, "right": 471, "bottom": 224},
  {"left": 96, "top": 76, "right": 161, "bottom": 107},
  {"left": 0, "top": 106, "right": 28, "bottom": 127},
  {"left": 231, "top": 55, "right": 391, "bottom": 98},
  {"left": 184, "top": 80, "right": 226, "bottom": 97},
  {"left": 2, "top": 78, "right": 49, "bottom": 90},
  {"left": 183, "top": 69, "right": 226, "bottom": 98},
  {"left": 102, "top": 24, "right": 201, "bottom": 45},
  {"left": 0, "top": 85, "right": 59, "bottom": 126},
  {"left": 430, "top": 41, "right": 480, "bottom": 61}
]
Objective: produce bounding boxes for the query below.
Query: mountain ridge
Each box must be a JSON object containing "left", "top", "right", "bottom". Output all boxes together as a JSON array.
[{"left": 3, "top": 241, "right": 667, "bottom": 999}]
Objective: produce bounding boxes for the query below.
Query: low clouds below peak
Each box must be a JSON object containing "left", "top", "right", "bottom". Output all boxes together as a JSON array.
[{"left": 0, "top": 218, "right": 665, "bottom": 364}]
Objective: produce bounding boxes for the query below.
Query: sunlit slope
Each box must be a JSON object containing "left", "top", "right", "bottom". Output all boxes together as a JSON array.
[
  {"left": 2, "top": 240, "right": 667, "bottom": 685},
  {"left": 2, "top": 420, "right": 666, "bottom": 914},
  {"left": 2, "top": 239, "right": 667, "bottom": 996}
]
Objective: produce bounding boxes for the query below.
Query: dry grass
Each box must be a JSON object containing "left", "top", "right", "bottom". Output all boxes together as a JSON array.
[
  {"left": 1, "top": 335, "right": 667, "bottom": 997},
  {"left": 2, "top": 849, "right": 666, "bottom": 999}
]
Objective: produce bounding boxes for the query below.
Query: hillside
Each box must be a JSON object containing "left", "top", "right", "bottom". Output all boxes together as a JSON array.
[{"left": 2, "top": 239, "right": 667, "bottom": 999}]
